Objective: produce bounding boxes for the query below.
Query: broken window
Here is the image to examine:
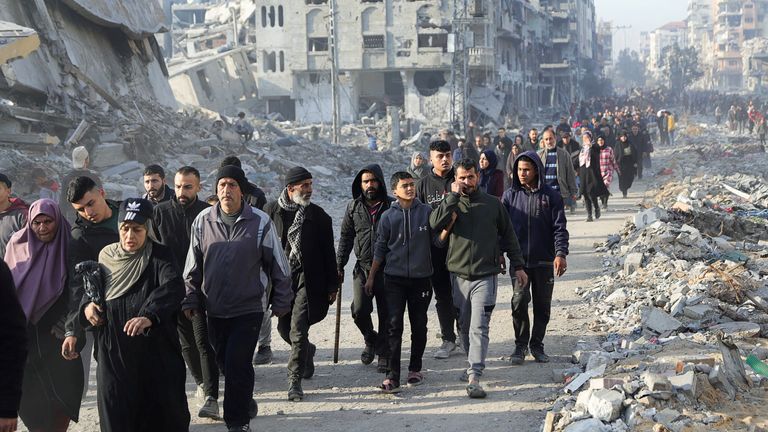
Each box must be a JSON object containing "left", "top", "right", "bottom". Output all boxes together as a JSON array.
[
  {"left": 306, "top": 0, "right": 327, "bottom": 4},
  {"left": 413, "top": 71, "right": 446, "bottom": 97},
  {"left": 309, "top": 72, "right": 331, "bottom": 84},
  {"left": 269, "top": 6, "right": 276, "bottom": 27},
  {"left": 362, "top": 0, "right": 383, "bottom": 3},
  {"left": 417, "top": 33, "right": 447, "bottom": 50},
  {"left": 308, "top": 37, "right": 329, "bottom": 52},
  {"left": 279, "top": 51, "right": 285, "bottom": 72},
  {"left": 261, "top": 7, "right": 268, "bottom": 27},
  {"left": 263, "top": 51, "right": 277, "bottom": 72},
  {"left": 363, "top": 35, "right": 385, "bottom": 49},
  {"left": 196, "top": 70, "right": 214, "bottom": 100},
  {"left": 278, "top": 6, "right": 284, "bottom": 27}
]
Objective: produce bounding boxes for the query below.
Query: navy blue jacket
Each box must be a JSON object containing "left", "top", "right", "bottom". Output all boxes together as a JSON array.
[{"left": 501, "top": 151, "right": 569, "bottom": 268}]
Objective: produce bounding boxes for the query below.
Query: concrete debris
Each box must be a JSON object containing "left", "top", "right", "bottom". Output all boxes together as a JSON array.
[{"left": 546, "top": 119, "right": 768, "bottom": 431}]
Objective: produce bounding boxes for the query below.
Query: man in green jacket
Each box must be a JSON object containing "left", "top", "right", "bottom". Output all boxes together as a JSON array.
[{"left": 430, "top": 158, "right": 528, "bottom": 399}]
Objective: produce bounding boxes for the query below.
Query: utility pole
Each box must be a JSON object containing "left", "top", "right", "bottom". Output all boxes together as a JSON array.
[
  {"left": 450, "top": 0, "right": 470, "bottom": 135},
  {"left": 329, "top": 0, "right": 341, "bottom": 144},
  {"left": 613, "top": 24, "right": 631, "bottom": 54}
]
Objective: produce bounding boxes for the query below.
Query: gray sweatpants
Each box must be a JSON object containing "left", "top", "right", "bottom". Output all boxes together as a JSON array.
[
  {"left": 258, "top": 290, "right": 272, "bottom": 347},
  {"left": 452, "top": 274, "right": 497, "bottom": 378}
]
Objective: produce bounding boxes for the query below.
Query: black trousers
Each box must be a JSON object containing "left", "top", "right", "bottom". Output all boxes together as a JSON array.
[
  {"left": 351, "top": 265, "right": 389, "bottom": 356},
  {"left": 384, "top": 275, "right": 432, "bottom": 383},
  {"left": 583, "top": 194, "right": 600, "bottom": 217},
  {"left": 207, "top": 312, "right": 263, "bottom": 428},
  {"left": 178, "top": 312, "right": 219, "bottom": 398},
  {"left": 430, "top": 246, "right": 457, "bottom": 343},
  {"left": 511, "top": 266, "right": 555, "bottom": 351},
  {"left": 277, "top": 282, "right": 313, "bottom": 382}
]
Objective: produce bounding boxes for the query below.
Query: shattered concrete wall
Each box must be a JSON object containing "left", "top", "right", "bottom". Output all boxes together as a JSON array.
[{"left": 0, "top": 0, "right": 176, "bottom": 111}]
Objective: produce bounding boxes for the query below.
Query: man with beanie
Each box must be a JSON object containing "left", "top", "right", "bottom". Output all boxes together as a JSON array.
[
  {"left": 219, "top": 156, "right": 267, "bottom": 210},
  {"left": 60, "top": 147, "right": 102, "bottom": 224},
  {"left": 0, "top": 174, "right": 27, "bottom": 258},
  {"left": 153, "top": 166, "right": 219, "bottom": 419},
  {"left": 184, "top": 164, "right": 294, "bottom": 432},
  {"left": 264, "top": 166, "right": 338, "bottom": 402},
  {"left": 337, "top": 164, "right": 393, "bottom": 372}
]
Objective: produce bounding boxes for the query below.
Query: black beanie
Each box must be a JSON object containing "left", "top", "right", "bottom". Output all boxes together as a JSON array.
[
  {"left": 284, "top": 166, "right": 312, "bottom": 187},
  {"left": 216, "top": 165, "right": 248, "bottom": 193}
]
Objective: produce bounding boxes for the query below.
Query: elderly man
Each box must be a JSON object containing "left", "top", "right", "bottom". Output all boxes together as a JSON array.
[{"left": 264, "top": 167, "right": 338, "bottom": 402}]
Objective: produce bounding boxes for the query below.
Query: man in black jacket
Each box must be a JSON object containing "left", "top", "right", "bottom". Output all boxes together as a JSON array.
[
  {"left": 337, "top": 164, "right": 393, "bottom": 372},
  {"left": 0, "top": 259, "right": 27, "bottom": 432},
  {"left": 153, "top": 166, "right": 219, "bottom": 419},
  {"left": 416, "top": 140, "right": 458, "bottom": 359},
  {"left": 264, "top": 167, "right": 338, "bottom": 402},
  {"left": 61, "top": 176, "right": 120, "bottom": 397},
  {"left": 142, "top": 164, "right": 175, "bottom": 205}
]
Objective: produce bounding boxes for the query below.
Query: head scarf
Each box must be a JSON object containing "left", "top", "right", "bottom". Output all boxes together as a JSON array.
[
  {"left": 99, "top": 219, "right": 154, "bottom": 302},
  {"left": 479, "top": 149, "right": 498, "bottom": 191},
  {"left": 4, "top": 199, "right": 70, "bottom": 324},
  {"left": 579, "top": 132, "right": 593, "bottom": 167},
  {"left": 408, "top": 152, "right": 427, "bottom": 179}
]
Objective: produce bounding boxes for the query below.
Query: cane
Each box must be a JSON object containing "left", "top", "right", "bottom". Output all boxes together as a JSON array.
[{"left": 333, "top": 281, "right": 342, "bottom": 363}]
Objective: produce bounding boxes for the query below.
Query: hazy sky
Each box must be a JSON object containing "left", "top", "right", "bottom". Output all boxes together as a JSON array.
[{"left": 594, "top": 0, "right": 689, "bottom": 58}]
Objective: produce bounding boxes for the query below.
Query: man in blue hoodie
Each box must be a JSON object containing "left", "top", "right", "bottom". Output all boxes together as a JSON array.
[
  {"left": 502, "top": 151, "right": 569, "bottom": 364},
  {"left": 366, "top": 171, "right": 434, "bottom": 394}
]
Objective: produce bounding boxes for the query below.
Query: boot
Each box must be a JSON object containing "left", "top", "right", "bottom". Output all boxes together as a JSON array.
[
  {"left": 288, "top": 380, "right": 304, "bottom": 402},
  {"left": 595, "top": 205, "right": 601, "bottom": 220}
]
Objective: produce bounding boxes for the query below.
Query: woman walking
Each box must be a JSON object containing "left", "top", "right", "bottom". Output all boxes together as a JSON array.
[
  {"left": 407, "top": 152, "right": 428, "bottom": 180},
  {"left": 596, "top": 135, "right": 620, "bottom": 209},
  {"left": 578, "top": 131, "right": 609, "bottom": 222},
  {"left": 615, "top": 131, "right": 638, "bottom": 198},
  {"left": 4, "top": 199, "right": 84, "bottom": 432},
  {"left": 478, "top": 150, "right": 504, "bottom": 198},
  {"left": 78, "top": 198, "right": 189, "bottom": 432}
]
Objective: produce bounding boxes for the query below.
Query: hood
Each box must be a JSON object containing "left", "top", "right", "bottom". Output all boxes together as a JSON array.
[
  {"left": 352, "top": 164, "right": 388, "bottom": 201},
  {"left": 390, "top": 197, "right": 425, "bottom": 211},
  {"left": 512, "top": 150, "right": 545, "bottom": 190},
  {"left": 2, "top": 197, "right": 28, "bottom": 215}
]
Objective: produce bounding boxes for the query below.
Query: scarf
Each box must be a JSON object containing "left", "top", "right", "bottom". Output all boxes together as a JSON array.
[
  {"left": 408, "top": 152, "right": 427, "bottom": 179},
  {"left": 579, "top": 146, "right": 592, "bottom": 168},
  {"left": 278, "top": 188, "right": 306, "bottom": 270},
  {"left": 99, "top": 224, "right": 153, "bottom": 301},
  {"left": 479, "top": 149, "right": 498, "bottom": 191},
  {"left": 4, "top": 199, "right": 70, "bottom": 324}
]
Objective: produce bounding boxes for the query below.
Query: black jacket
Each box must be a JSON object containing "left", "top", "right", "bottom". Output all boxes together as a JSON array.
[
  {"left": 65, "top": 200, "right": 120, "bottom": 336},
  {"left": 245, "top": 182, "right": 267, "bottom": 210},
  {"left": 264, "top": 201, "right": 338, "bottom": 325},
  {"left": 152, "top": 196, "right": 210, "bottom": 271},
  {"left": 144, "top": 184, "right": 175, "bottom": 205},
  {"left": 337, "top": 164, "right": 393, "bottom": 273},
  {"left": 0, "top": 260, "right": 27, "bottom": 419},
  {"left": 416, "top": 168, "right": 455, "bottom": 209}
]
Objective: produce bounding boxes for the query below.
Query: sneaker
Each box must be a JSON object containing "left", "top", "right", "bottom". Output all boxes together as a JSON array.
[
  {"left": 303, "top": 343, "right": 316, "bottom": 379},
  {"left": 195, "top": 384, "right": 205, "bottom": 399},
  {"left": 376, "top": 356, "right": 389, "bottom": 374},
  {"left": 248, "top": 398, "right": 258, "bottom": 419},
  {"left": 361, "top": 343, "right": 375, "bottom": 365},
  {"left": 198, "top": 397, "right": 219, "bottom": 419},
  {"left": 585, "top": 215, "right": 593, "bottom": 222},
  {"left": 252, "top": 345, "right": 273, "bottom": 365},
  {"left": 228, "top": 425, "right": 251, "bottom": 432},
  {"left": 288, "top": 380, "right": 304, "bottom": 402},
  {"left": 509, "top": 346, "right": 528, "bottom": 365},
  {"left": 531, "top": 348, "right": 550, "bottom": 363},
  {"left": 433, "top": 340, "right": 457, "bottom": 359}
]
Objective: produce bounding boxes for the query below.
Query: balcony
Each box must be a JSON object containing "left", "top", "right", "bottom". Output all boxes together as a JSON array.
[
  {"left": 552, "top": 34, "right": 570, "bottom": 44},
  {"left": 468, "top": 47, "right": 494, "bottom": 68},
  {"left": 540, "top": 61, "right": 569, "bottom": 69}
]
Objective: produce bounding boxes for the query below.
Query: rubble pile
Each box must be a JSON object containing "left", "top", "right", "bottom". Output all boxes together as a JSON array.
[{"left": 543, "top": 129, "right": 768, "bottom": 432}]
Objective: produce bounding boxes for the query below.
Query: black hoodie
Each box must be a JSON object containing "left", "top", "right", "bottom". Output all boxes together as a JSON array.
[{"left": 337, "top": 164, "right": 394, "bottom": 272}]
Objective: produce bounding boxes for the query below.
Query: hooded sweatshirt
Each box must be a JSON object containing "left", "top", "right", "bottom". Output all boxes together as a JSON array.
[
  {"left": 501, "top": 151, "right": 569, "bottom": 268},
  {"left": 374, "top": 199, "right": 434, "bottom": 279},
  {"left": 416, "top": 167, "right": 454, "bottom": 209},
  {"left": 0, "top": 197, "right": 28, "bottom": 258},
  {"left": 337, "top": 164, "right": 394, "bottom": 272}
]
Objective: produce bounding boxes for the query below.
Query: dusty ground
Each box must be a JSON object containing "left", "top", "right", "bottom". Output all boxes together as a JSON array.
[{"left": 48, "top": 174, "right": 649, "bottom": 432}]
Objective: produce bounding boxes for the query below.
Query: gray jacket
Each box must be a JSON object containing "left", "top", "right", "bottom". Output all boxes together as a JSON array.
[
  {"left": 182, "top": 202, "right": 294, "bottom": 319},
  {"left": 374, "top": 199, "right": 434, "bottom": 279},
  {"left": 0, "top": 198, "right": 27, "bottom": 258},
  {"left": 538, "top": 147, "right": 578, "bottom": 198}
]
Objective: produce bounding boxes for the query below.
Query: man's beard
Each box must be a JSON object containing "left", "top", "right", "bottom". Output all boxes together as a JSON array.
[
  {"left": 364, "top": 188, "right": 378, "bottom": 200},
  {"left": 292, "top": 191, "right": 311, "bottom": 207}
]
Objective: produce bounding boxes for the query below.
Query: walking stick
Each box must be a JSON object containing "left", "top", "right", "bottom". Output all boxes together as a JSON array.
[{"left": 333, "top": 281, "right": 342, "bottom": 363}]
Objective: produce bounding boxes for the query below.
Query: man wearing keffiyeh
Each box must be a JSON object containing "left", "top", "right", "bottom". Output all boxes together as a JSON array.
[{"left": 265, "top": 166, "right": 339, "bottom": 402}]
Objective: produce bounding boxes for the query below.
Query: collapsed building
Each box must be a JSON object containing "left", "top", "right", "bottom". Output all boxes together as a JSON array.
[{"left": 167, "top": 0, "right": 603, "bottom": 129}]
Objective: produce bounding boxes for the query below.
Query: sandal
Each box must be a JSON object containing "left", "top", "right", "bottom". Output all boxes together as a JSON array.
[
  {"left": 379, "top": 379, "right": 401, "bottom": 394},
  {"left": 406, "top": 371, "right": 424, "bottom": 386},
  {"left": 466, "top": 382, "right": 487, "bottom": 399}
]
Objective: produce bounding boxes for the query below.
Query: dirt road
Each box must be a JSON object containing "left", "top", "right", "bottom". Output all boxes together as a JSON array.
[{"left": 61, "top": 179, "right": 650, "bottom": 432}]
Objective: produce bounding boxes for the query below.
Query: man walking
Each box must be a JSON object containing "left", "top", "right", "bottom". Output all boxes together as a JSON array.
[
  {"left": 264, "top": 167, "right": 338, "bottom": 402},
  {"left": 537, "top": 129, "right": 578, "bottom": 215},
  {"left": 503, "top": 152, "right": 569, "bottom": 364},
  {"left": 183, "top": 165, "right": 294, "bottom": 432},
  {"left": 142, "top": 164, "right": 174, "bottom": 205},
  {"left": 416, "top": 140, "right": 459, "bottom": 359},
  {"left": 0, "top": 174, "right": 27, "bottom": 258},
  {"left": 153, "top": 166, "right": 219, "bottom": 419},
  {"left": 430, "top": 158, "right": 527, "bottom": 398},
  {"left": 337, "top": 164, "right": 393, "bottom": 372},
  {"left": 365, "top": 172, "right": 434, "bottom": 393}
]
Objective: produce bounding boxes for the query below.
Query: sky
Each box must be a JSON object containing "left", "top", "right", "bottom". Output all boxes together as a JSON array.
[{"left": 594, "top": 0, "right": 689, "bottom": 59}]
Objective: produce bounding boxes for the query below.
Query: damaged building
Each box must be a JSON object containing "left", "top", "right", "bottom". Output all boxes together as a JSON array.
[{"left": 167, "top": 0, "right": 601, "bottom": 128}]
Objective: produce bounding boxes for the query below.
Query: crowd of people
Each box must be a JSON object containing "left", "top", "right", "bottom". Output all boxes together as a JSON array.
[{"left": 0, "top": 98, "right": 673, "bottom": 432}]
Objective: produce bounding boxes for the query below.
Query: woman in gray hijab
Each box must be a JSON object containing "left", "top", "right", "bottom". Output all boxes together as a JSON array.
[
  {"left": 407, "top": 152, "right": 427, "bottom": 180},
  {"left": 78, "top": 198, "right": 189, "bottom": 432}
]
